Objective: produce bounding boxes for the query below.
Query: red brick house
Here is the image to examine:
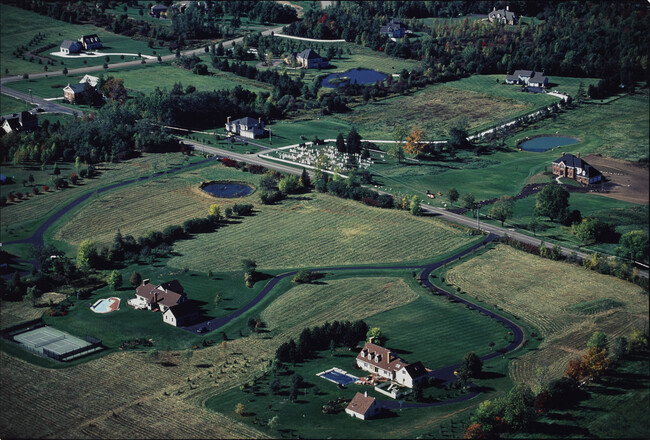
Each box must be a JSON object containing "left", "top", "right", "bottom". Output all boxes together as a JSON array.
[{"left": 552, "top": 152, "right": 602, "bottom": 185}]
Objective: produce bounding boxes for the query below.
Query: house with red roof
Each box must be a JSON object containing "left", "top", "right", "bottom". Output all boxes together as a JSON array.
[
  {"left": 345, "top": 392, "right": 381, "bottom": 420},
  {"left": 356, "top": 341, "right": 428, "bottom": 388}
]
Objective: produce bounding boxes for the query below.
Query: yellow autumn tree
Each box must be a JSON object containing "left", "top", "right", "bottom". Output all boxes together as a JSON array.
[{"left": 404, "top": 125, "right": 426, "bottom": 157}]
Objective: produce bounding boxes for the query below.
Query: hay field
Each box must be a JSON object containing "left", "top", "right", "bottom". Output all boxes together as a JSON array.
[
  {"left": 444, "top": 245, "right": 648, "bottom": 386},
  {"left": 0, "top": 340, "right": 273, "bottom": 439},
  {"left": 168, "top": 192, "right": 478, "bottom": 271},
  {"left": 336, "top": 85, "right": 533, "bottom": 139},
  {"left": 261, "top": 277, "right": 418, "bottom": 333}
]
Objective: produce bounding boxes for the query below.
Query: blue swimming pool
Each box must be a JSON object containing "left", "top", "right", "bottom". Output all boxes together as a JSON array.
[
  {"left": 319, "top": 370, "right": 358, "bottom": 385},
  {"left": 91, "top": 297, "right": 119, "bottom": 313}
]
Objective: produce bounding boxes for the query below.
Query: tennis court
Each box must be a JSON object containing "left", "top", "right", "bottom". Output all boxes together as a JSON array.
[{"left": 14, "top": 326, "right": 91, "bottom": 357}]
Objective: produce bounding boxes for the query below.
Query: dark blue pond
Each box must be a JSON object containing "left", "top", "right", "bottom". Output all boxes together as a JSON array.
[
  {"left": 202, "top": 182, "right": 253, "bottom": 198},
  {"left": 519, "top": 136, "right": 579, "bottom": 152},
  {"left": 321, "top": 68, "right": 387, "bottom": 88}
]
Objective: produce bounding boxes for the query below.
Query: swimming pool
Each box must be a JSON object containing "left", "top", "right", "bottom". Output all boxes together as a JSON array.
[
  {"left": 318, "top": 368, "right": 359, "bottom": 385},
  {"left": 91, "top": 297, "right": 120, "bottom": 314}
]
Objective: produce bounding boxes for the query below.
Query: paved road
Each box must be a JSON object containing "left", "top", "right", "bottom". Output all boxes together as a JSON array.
[
  {"left": 0, "top": 84, "right": 83, "bottom": 116},
  {"left": 185, "top": 139, "right": 635, "bottom": 270}
]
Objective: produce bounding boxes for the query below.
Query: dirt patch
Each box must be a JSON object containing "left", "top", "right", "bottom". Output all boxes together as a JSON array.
[{"left": 584, "top": 154, "right": 649, "bottom": 204}]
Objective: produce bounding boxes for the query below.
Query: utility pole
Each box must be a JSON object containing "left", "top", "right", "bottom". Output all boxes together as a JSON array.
[
  {"left": 476, "top": 207, "right": 480, "bottom": 231},
  {"left": 29, "top": 88, "right": 33, "bottom": 104}
]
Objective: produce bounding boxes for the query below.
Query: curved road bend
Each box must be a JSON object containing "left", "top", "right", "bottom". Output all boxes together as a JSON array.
[
  {"left": 183, "top": 232, "right": 525, "bottom": 409},
  {"left": 2, "top": 155, "right": 219, "bottom": 274}
]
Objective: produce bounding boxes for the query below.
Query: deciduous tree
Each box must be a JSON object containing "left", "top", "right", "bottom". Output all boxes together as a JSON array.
[
  {"left": 489, "top": 196, "right": 514, "bottom": 227},
  {"left": 108, "top": 270, "right": 122, "bottom": 290},
  {"left": 129, "top": 271, "right": 142, "bottom": 287},
  {"left": 535, "top": 185, "right": 569, "bottom": 222},
  {"left": 404, "top": 125, "right": 426, "bottom": 157}
]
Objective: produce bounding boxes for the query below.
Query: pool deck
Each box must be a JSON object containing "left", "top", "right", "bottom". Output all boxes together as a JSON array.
[{"left": 90, "top": 297, "right": 120, "bottom": 314}]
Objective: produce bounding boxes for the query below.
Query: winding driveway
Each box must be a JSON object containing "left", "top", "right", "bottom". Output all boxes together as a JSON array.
[{"left": 183, "top": 232, "right": 525, "bottom": 409}]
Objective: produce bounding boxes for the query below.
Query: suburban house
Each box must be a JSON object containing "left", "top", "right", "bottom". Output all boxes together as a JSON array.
[
  {"left": 135, "top": 279, "right": 187, "bottom": 313},
  {"left": 225, "top": 116, "right": 266, "bottom": 139},
  {"left": 295, "top": 48, "right": 329, "bottom": 69},
  {"left": 63, "top": 82, "right": 96, "bottom": 104},
  {"left": 79, "top": 74, "right": 99, "bottom": 87},
  {"left": 505, "top": 70, "right": 548, "bottom": 88},
  {"left": 356, "top": 342, "right": 428, "bottom": 388},
  {"left": 79, "top": 34, "right": 102, "bottom": 50},
  {"left": 488, "top": 6, "right": 518, "bottom": 25},
  {"left": 552, "top": 152, "right": 603, "bottom": 185},
  {"left": 162, "top": 302, "right": 200, "bottom": 327},
  {"left": 1, "top": 111, "right": 38, "bottom": 135},
  {"left": 150, "top": 3, "right": 169, "bottom": 17},
  {"left": 380, "top": 18, "right": 406, "bottom": 38},
  {"left": 345, "top": 392, "right": 381, "bottom": 420},
  {"left": 60, "top": 40, "right": 82, "bottom": 54}
]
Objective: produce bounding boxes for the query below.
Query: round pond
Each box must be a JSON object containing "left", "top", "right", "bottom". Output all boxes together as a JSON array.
[
  {"left": 321, "top": 68, "right": 387, "bottom": 88},
  {"left": 519, "top": 135, "right": 579, "bottom": 152},
  {"left": 201, "top": 182, "right": 254, "bottom": 198}
]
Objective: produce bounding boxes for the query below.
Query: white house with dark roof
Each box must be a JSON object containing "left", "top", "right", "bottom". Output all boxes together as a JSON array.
[
  {"left": 506, "top": 70, "right": 548, "bottom": 88},
  {"left": 162, "top": 302, "right": 200, "bottom": 327},
  {"left": 380, "top": 18, "right": 406, "bottom": 38},
  {"left": 79, "top": 74, "right": 99, "bottom": 87},
  {"left": 1, "top": 111, "right": 38, "bottom": 134},
  {"left": 79, "top": 34, "right": 102, "bottom": 50},
  {"left": 225, "top": 116, "right": 265, "bottom": 139},
  {"left": 356, "top": 342, "right": 428, "bottom": 388},
  {"left": 60, "top": 40, "right": 82, "bottom": 54},
  {"left": 296, "top": 48, "right": 328, "bottom": 69},
  {"left": 488, "top": 6, "right": 518, "bottom": 25},
  {"left": 345, "top": 392, "right": 381, "bottom": 420}
]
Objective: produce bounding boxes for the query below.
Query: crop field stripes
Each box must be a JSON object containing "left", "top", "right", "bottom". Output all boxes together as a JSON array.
[{"left": 444, "top": 244, "right": 648, "bottom": 387}]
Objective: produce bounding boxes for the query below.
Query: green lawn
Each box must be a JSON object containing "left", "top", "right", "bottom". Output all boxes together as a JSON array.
[
  {"left": 4, "top": 61, "right": 271, "bottom": 99},
  {"left": 1, "top": 4, "right": 163, "bottom": 77},
  {"left": 44, "top": 266, "right": 266, "bottom": 349},
  {"left": 480, "top": 192, "right": 648, "bottom": 255},
  {"left": 0, "top": 94, "right": 34, "bottom": 114}
]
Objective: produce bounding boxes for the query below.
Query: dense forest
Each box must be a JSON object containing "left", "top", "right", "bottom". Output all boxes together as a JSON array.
[{"left": 284, "top": 1, "right": 648, "bottom": 89}]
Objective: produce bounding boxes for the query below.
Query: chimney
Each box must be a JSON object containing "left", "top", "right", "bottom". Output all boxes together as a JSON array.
[
  {"left": 577, "top": 152, "right": 580, "bottom": 158},
  {"left": 506, "top": 5, "right": 509, "bottom": 11},
  {"left": 364, "top": 391, "right": 368, "bottom": 397},
  {"left": 153, "top": 291, "right": 158, "bottom": 304},
  {"left": 258, "top": 117, "right": 261, "bottom": 124},
  {"left": 368, "top": 336, "right": 375, "bottom": 344},
  {"left": 227, "top": 116, "right": 231, "bottom": 123},
  {"left": 142, "top": 279, "right": 149, "bottom": 286},
  {"left": 562, "top": 152, "right": 565, "bottom": 156}
]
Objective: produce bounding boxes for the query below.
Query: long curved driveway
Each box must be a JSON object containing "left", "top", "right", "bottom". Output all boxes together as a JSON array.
[{"left": 183, "top": 232, "right": 525, "bottom": 409}]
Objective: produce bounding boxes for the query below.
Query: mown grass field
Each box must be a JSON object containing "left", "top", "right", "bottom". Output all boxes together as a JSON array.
[
  {"left": 51, "top": 163, "right": 260, "bottom": 248},
  {"left": 442, "top": 244, "right": 648, "bottom": 386},
  {"left": 0, "top": 94, "right": 34, "bottom": 114},
  {"left": 50, "top": 161, "right": 480, "bottom": 271},
  {"left": 1, "top": 152, "right": 203, "bottom": 248},
  {"left": 442, "top": 74, "right": 600, "bottom": 107},
  {"left": 5, "top": 61, "right": 271, "bottom": 99},
  {"left": 0, "top": 4, "right": 161, "bottom": 77},
  {"left": 168, "top": 192, "right": 480, "bottom": 271}
]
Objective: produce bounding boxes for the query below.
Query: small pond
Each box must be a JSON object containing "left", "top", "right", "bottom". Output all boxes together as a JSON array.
[
  {"left": 201, "top": 182, "right": 254, "bottom": 198},
  {"left": 321, "top": 68, "right": 387, "bottom": 88},
  {"left": 519, "top": 135, "right": 579, "bottom": 152}
]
